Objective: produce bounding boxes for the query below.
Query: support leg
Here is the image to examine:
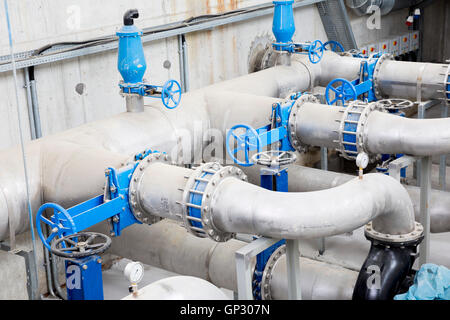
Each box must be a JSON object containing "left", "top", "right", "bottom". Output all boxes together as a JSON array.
[
  {"left": 285, "top": 239, "right": 302, "bottom": 300},
  {"left": 419, "top": 156, "right": 432, "bottom": 267}
]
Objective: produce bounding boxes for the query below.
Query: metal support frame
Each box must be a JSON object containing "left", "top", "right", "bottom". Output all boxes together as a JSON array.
[
  {"left": 419, "top": 156, "right": 432, "bottom": 267},
  {"left": 235, "top": 237, "right": 280, "bottom": 300},
  {"left": 285, "top": 239, "right": 302, "bottom": 300},
  {"left": 319, "top": 146, "right": 327, "bottom": 255},
  {"left": 439, "top": 104, "right": 448, "bottom": 191},
  {"left": 388, "top": 156, "right": 417, "bottom": 182},
  {"left": 65, "top": 255, "right": 104, "bottom": 300},
  {"left": 0, "top": 242, "right": 39, "bottom": 300}
]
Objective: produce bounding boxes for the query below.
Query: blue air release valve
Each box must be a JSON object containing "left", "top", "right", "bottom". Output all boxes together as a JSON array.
[
  {"left": 117, "top": 9, "right": 182, "bottom": 110},
  {"left": 272, "top": 1, "right": 324, "bottom": 64}
]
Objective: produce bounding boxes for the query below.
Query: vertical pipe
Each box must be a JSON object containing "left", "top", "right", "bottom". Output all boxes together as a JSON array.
[
  {"left": 177, "top": 34, "right": 186, "bottom": 93},
  {"left": 419, "top": 156, "right": 432, "bottom": 266},
  {"left": 182, "top": 34, "right": 190, "bottom": 92},
  {"left": 24, "top": 68, "right": 36, "bottom": 140},
  {"left": 439, "top": 104, "right": 448, "bottom": 191},
  {"left": 286, "top": 239, "right": 302, "bottom": 300},
  {"left": 29, "top": 67, "right": 42, "bottom": 138},
  {"left": 319, "top": 146, "right": 328, "bottom": 255}
]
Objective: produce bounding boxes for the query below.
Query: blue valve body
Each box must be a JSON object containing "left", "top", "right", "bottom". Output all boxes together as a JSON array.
[
  {"left": 272, "top": 1, "right": 295, "bottom": 44},
  {"left": 117, "top": 25, "right": 147, "bottom": 84}
]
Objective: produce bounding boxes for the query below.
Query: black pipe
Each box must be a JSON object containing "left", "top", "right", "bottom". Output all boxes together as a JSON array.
[
  {"left": 124, "top": 9, "right": 139, "bottom": 26},
  {"left": 353, "top": 236, "right": 422, "bottom": 300}
]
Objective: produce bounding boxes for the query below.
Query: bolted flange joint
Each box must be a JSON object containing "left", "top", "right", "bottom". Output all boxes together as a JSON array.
[
  {"left": 260, "top": 245, "right": 286, "bottom": 300},
  {"left": 288, "top": 93, "right": 319, "bottom": 153},
  {"left": 180, "top": 162, "right": 248, "bottom": 242},
  {"left": 128, "top": 152, "right": 173, "bottom": 225},
  {"left": 365, "top": 221, "right": 424, "bottom": 245},
  {"left": 372, "top": 53, "right": 394, "bottom": 100}
]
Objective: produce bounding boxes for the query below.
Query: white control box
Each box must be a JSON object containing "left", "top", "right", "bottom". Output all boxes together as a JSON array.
[
  {"left": 410, "top": 31, "right": 420, "bottom": 51},
  {"left": 400, "top": 33, "right": 410, "bottom": 54},
  {"left": 379, "top": 40, "right": 390, "bottom": 55},
  {"left": 368, "top": 43, "right": 380, "bottom": 56},
  {"left": 389, "top": 37, "right": 400, "bottom": 57}
]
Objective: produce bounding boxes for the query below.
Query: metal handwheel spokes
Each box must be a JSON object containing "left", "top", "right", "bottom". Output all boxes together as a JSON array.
[
  {"left": 252, "top": 150, "right": 297, "bottom": 168},
  {"left": 51, "top": 232, "right": 112, "bottom": 259},
  {"left": 377, "top": 99, "right": 414, "bottom": 111}
]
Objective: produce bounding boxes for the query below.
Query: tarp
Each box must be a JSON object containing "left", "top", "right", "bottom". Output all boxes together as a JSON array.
[{"left": 395, "top": 264, "right": 450, "bottom": 300}]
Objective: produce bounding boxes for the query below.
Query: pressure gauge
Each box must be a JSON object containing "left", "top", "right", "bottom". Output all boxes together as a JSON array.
[
  {"left": 356, "top": 152, "right": 369, "bottom": 169},
  {"left": 124, "top": 261, "right": 144, "bottom": 284}
]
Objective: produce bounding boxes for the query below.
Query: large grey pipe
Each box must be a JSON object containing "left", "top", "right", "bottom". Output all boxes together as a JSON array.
[
  {"left": 243, "top": 164, "right": 450, "bottom": 233},
  {"left": 137, "top": 163, "right": 416, "bottom": 239},
  {"left": 346, "top": 0, "right": 419, "bottom": 16},
  {"left": 293, "top": 102, "right": 450, "bottom": 157}
]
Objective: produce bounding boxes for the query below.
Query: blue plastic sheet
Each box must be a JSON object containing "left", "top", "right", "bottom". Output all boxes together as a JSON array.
[{"left": 395, "top": 264, "right": 450, "bottom": 300}]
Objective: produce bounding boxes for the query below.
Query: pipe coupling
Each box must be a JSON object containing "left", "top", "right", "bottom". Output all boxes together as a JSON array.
[
  {"left": 372, "top": 53, "right": 394, "bottom": 100},
  {"left": 365, "top": 221, "right": 424, "bottom": 244},
  {"left": 260, "top": 245, "right": 286, "bottom": 300},
  {"left": 181, "top": 163, "right": 248, "bottom": 242},
  {"left": 129, "top": 152, "right": 173, "bottom": 224},
  {"left": 336, "top": 101, "right": 383, "bottom": 160},
  {"left": 288, "top": 93, "right": 319, "bottom": 153}
]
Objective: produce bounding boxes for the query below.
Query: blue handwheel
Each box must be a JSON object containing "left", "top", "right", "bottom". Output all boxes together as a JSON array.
[
  {"left": 323, "top": 40, "right": 345, "bottom": 52},
  {"left": 308, "top": 40, "right": 324, "bottom": 64},
  {"left": 36, "top": 203, "right": 77, "bottom": 251},
  {"left": 226, "top": 124, "right": 262, "bottom": 167},
  {"left": 325, "top": 78, "right": 358, "bottom": 106},
  {"left": 162, "top": 79, "right": 182, "bottom": 109}
]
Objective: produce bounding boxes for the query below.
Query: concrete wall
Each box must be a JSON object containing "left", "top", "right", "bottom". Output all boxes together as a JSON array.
[{"left": 422, "top": 0, "right": 450, "bottom": 63}]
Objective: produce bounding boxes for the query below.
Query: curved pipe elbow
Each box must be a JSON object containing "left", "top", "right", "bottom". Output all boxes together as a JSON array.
[{"left": 210, "top": 173, "right": 415, "bottom": 239}]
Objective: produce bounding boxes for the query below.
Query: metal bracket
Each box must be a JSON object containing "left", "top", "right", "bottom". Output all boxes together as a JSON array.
[{"left": 388, "top": 156, "right": 417, "bottom": 181}]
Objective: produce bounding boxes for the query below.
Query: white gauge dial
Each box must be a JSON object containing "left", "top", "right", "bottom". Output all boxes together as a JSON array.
[
  {"left": 124, "top": 261, "right": 144, "bottom": 284},
  {"left": 356, "top": 152, "right": 369, "bottom": 169}
]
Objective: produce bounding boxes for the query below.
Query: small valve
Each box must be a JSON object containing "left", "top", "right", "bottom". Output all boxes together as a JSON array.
[{"left": 356, "top": 152, "right": 369, "bottom": 180}]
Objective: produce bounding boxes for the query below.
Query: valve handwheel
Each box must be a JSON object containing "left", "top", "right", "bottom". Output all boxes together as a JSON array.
[
  {"left": 51, "top": 232, "right": 112, "bottom": 259},
  {"left": 308, "top": 40, "right": 324, "bottom": 64},
  {"left": 325, "top": 78, "right": 358, "bottom": 105},
  {"left": 161, "top": 79, "right": 182, "bottom": 109},
  {"left": 323, "top": 41, "right": 345, "bottom": 53},
  {"left": 226, "top": 124, "right": 262, "bottom": 167},
  {"left": 252, "top": 150, "right": 297, "bottom": 167},
  {"left": 36, "top": 203, "right": 77, "bottom": 252},
  {"left": 377, "top": 99, "right": 414, "bottom": 111}
]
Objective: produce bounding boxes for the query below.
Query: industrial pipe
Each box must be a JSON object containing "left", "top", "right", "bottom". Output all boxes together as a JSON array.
[
  {"left": 346, "top": 0, "right": 419, "bottom": 16},
  {"left": 292, "top": 101, "right": 450, "bottom": 157},
  {"left": 135, "top": 162, "right": 416, "bottom": 239},
  {"left": 97, "top": 219, "right": 359, "bottom": 300},
  {"left": 243, "top": 164, "right": 450, "bottom": 233}
]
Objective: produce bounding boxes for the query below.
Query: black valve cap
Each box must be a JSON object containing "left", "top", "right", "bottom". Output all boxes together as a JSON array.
[{"left": 124, "top": 9, "right": 139, "bottom": 26}]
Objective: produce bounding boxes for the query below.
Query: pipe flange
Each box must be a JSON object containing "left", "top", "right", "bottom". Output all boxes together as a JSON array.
[
  {"left": 372, "top": 53, "right": 394, "bottom": 100},
  {"left": 337, "top": 101, "right": 381, "bottom": 160},
  {"left": 365, "top": 221, "right": 424, "bottom": 244},
  {"left": 288, "top": 94, "right": 319, "bottom": 153},
  {"left": 128, "top": 152, "right": 172, "bottom": 224},
  {"left": 181, "top": 163, "right": 248, "bottom": 242},
  {"left": 260, "top": 245, "right": 286, "bottom": 301}
]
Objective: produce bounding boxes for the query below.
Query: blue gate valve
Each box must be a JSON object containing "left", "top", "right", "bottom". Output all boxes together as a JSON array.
[
  {"left": 272, "top": 1, "right": 324, "bottom": 64},
  {"left": 117, "top": 9, "right": 182, "bottom": 110},
  {"left": 325, "top": 56, "right": 381, "bottom": 106},
  {"left": 226, "top": 124, "right": 262, "bottom": 167},
  {"left": 323, "top": 40, "right": 345, "bottom": 53}
]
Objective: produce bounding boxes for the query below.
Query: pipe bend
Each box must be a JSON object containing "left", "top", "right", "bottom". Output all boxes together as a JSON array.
[
  {"left": 210, "top": 173, "right": 415, "bottom": 239},
  {"left": 365, "top": 111, "right": 450, "bottom": 156}
]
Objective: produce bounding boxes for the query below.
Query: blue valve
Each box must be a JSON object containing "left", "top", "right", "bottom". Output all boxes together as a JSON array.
[
  {"left": 325, "top": 78, "right": 358, "bottom": 105},
  {"left": 323, "top": 40, "right": 345, "bottom": 53},
  {"left": 308, "top": 40, "right": 324, "bottom": 64},
  {"left": 226, "top": 124, "right": 262, "bottom": 167},
  {"left": 162, "top": 80, "right": 182, "bottom": 109},
  {"left": 36, "top": 203, "right": 77, "bottom": 251}
]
